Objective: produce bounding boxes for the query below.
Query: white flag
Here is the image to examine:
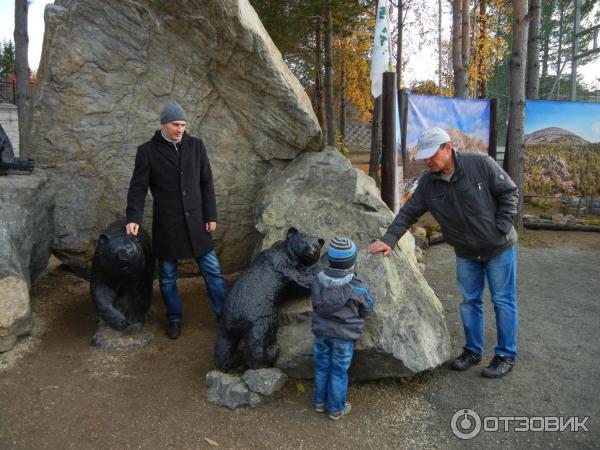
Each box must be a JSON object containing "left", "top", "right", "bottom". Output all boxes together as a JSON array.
[{"left": 370, "top": 0, "right": 391, "bottom": 98}]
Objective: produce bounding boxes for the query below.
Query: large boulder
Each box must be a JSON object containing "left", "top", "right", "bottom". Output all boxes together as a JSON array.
[
  {"left": 255, "top": 148, "right": 451, "bottom": 380},
  {"left": 0, "top": 171, "right": 54, "bottom": 351},
  {"left": 27, "top": 0, "right": 321, "bottom": 275}
]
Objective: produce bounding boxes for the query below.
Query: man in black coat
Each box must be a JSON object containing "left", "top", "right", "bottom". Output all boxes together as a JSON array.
[
  {"left": 369, "top": 127, "right": 519, "bottom": 378},
  {"left": 126, "top": 100, "right": 225, "bottom": 339}
]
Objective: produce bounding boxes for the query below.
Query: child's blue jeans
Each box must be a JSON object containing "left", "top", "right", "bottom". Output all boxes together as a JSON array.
[{"left": 312, "top": 334, "right": 354, "bottom": 414}]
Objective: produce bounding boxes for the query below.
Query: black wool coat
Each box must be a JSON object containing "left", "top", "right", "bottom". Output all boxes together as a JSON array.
[{"left": 126, "top": 130, "right": 218, "bottom": 260}]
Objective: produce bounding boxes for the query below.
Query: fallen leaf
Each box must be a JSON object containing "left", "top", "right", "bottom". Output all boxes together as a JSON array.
[
  {"left": 296, "top": 382, "right": 306, "bottom": 395},
  {"left": 204, "top": 437, "right": 218, "bottom": 446},
  {"left": 283, "top": 399, "right": 298, "bottom": 405}
]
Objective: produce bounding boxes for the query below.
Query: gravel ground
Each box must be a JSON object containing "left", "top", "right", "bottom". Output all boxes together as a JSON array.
[{"left": 0, "top": 230, "right": 598, "bottom": 449}]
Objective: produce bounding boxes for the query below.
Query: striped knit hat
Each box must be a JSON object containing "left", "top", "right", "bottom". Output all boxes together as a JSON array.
[{"left": 327, "top": 236, "right": 357, "bottom": 270}]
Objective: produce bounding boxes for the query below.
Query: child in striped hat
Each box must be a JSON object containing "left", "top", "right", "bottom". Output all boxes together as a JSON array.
[{"left": 311, "top": 236, "right": 375, "bottom": 420}]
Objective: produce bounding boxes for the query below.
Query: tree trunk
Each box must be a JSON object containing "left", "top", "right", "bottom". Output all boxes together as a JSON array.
[
  {"left": 526, "top": 0, "right": 541, "bottom": 99},
  {"left": 369, "top": 96, "right": 382, "bottom": 183},
  {"left": 540, "top": 33, "right": 549, "bottom": 80},
  {"left": 339, "top": 49, "right": 346, "bottom": 143},
  {"left": 396, "top": 0, "right": 403, "bottom": 90},
  {"left": 556, "top": 6, "right": 564, "bottom": 99},
  {"left": 506, "top": 0, "right": 528, "bottom": 230},
  {"left": 314, "top": 20, "right": 324, "bottom": 127},
  {"left": 324, "top": 8, "right": 336, "bottom": 147},
  {"left": 460, "top": 0, "right": 470, "bottom": 96},
  {"left": 452, "top": 0, "right": 468, "bottom": 98},
  {"left": 477, "top": 0, "right": 488, "bottom": 98},
  {"left": 438, "top": 0, "right": 443, "bottom": 92},
  {"left": 14, "top": 0, "right": 30, "bottom": 148}
]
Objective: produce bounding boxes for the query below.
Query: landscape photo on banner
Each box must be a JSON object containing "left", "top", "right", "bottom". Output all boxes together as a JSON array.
[
  {"left": 402, "top": 94, "right": 491, "bottom": 186},
  {"left": 524, "top": 99, "right": 600, "bottom": 199}
]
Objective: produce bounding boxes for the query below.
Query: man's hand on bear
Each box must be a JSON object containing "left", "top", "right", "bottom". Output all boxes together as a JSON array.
[
  {"left": 126, "top": 223, "right": 139, "bottom": 236},
  {"left": 205, "top": 222, "right": 217, "bottom": 233}
]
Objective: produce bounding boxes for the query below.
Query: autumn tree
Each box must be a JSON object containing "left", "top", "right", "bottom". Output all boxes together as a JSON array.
[{"left": 466, "top": 0, "right": 511, "bottom": 99}]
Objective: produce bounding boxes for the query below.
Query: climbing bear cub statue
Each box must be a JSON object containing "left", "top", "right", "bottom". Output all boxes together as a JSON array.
[
  {"left": 214, "top": 227, "right": 324, "bottom": 371},
  {"left": 90, "top": 219, "right": 154, "bottom": 341}
]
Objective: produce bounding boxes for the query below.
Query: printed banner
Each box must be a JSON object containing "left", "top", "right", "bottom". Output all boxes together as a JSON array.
[
  {"left": 402, "top": 94, "right": 491, "bottom": 184},
  {"left": 524, "top": 99, "right": 600, "bottom": 198}
]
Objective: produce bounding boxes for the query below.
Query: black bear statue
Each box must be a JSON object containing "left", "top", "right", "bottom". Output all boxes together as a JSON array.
[
  {"left": 0, "top": 123, "right": 34, "bottom": 174},
  {"left": 214, "top": 227, "right": 324, "bottom": 371},
  {"left": 90, "top": 219, "right": 154, "bottom": 347}
]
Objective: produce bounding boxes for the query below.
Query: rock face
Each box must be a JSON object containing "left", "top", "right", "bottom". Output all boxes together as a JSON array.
[
  {"left": 28, "top": 0, "right": 321, "bottom": 275},
  {"left": 255, "top": 148, "right": 451, "bottom": 380},
  {"left": 0, "top": 172, "right": 54, "bottom": 351}
]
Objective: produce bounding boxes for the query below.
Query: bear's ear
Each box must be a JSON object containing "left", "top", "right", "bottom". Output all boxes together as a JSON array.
[
  {"left": 318, "top": 238, "right": 325, "bottom": 248},
  {"left": 98, "top": 233, "right": 110, "bottom": 245},
  {"left": 286, "top": 227, "right": 299, "bottom": 238}
]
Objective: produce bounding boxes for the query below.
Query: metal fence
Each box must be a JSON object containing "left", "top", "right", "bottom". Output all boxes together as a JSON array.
[{"left": 0, "top": 80, "right": 16, "bottom": 104}]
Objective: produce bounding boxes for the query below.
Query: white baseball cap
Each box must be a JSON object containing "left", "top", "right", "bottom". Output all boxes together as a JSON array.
[{"left": 415, "top": 127, "right": 451, "bottom": 160}]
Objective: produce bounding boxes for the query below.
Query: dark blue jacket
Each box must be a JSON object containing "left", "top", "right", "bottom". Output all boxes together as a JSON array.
[{"left": 311, "top": 268, "right": 375, "bottom": 341}]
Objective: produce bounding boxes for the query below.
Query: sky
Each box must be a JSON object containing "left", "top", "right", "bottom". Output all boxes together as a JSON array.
[
  {"left": 0, "top": 0, "right": 598, "bottom": 88},
  {"left": 525, "top": 99, "right": 600, "bottom": 143}
]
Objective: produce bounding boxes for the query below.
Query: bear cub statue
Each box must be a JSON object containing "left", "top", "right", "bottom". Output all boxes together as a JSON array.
[
  {"left": 90, "top": 219, "right": 154, "bottom": 346},
  {"left": 214, "top": 227, "right": 324, "bottom": 371}
]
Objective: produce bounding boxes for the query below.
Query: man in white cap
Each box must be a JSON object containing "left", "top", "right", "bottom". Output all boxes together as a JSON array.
[
  {"left": 126, "top": 100, "right": 225, "bottom": 339},
  {"left": 368, "top": 127, "right": 519, "bottom": 378}
]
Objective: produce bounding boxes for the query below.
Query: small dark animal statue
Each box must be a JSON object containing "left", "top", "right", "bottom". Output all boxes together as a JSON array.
[
  {"left": 214, "top": 227, "right": 324, "bottom": 371},
  {"left": 90, "top": 220, "right": 154, "bottom": 346},
  {"left": 0, "top": 124, "right": 34, "bottom": 174}
]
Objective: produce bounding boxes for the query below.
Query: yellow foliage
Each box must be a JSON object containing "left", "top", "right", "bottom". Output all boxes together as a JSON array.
[{"left": 334, "top": 27, "right": 373, "bottom": 121}]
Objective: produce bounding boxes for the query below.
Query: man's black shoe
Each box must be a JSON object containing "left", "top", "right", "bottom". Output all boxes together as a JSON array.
[
  {"left": 166, "top": 321, "right": 181, "bottom": 340},
  {"left": 481, "top": 355, "right": 515, "bottom": 378},
  {"left": 451, "top": 350, "right": 482, "bottom": 371}
]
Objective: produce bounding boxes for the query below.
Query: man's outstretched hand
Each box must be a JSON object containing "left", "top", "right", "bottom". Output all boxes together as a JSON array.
[{"left": 368, "top": 239, "right": 392, "bottom": 257}]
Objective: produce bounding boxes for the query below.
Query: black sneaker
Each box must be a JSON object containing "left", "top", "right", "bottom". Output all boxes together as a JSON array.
[
  {"left": 482, "top": 355, "right": 515, "bottom": 378},
  {"left": 166, "top": 321, "right": 181, "bottom": 340},
  {"left": 451, "top": 349, "right": 482, "bottom": 371}
]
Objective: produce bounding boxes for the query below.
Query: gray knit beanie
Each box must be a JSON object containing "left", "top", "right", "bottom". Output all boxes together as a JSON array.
[{"left": 160, "top": 101, "right": 188, "bottom": 124}]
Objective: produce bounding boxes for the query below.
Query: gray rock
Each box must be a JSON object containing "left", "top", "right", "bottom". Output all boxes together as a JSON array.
[
  {"left": 255, "top": 148, "right": 451, "bottom": 380},
  {"left": 242, "top": 368, "right": 288, "bottom": 396},
  {"left": 0, "top": 171, "right": 54, "bottom": 352},
  {"left": 206, "top": 370, "right": 268, "bottom": 410},
  {"left": 28, "top": 0, "right": 322, "bottom": 276},
  {"left": 0, "top": 277, "right": 31, "bottom": 352}
]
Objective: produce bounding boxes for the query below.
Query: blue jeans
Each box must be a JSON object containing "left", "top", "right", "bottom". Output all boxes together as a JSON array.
[
  {"left": 312, "top": 335, "right": 354, "bottom": 413},
  {"left": 456, "top": 245, "right": 518, "bottom": 359},
  {"left": 158, "top": 250, "right": 225, "bottom": 322}
]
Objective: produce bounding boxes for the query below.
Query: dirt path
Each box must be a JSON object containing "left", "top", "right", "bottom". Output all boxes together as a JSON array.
[{"left": 1, "top": 230, "right": 599, "bottom": 449}]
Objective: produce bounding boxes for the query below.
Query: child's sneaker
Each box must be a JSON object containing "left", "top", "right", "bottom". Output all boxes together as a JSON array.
[
  {"left": 328, "top": 402, "right": 351, "bottom": 420},
  {"left": 314, "top": 403, "right": 326, "bottom": 413}
]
